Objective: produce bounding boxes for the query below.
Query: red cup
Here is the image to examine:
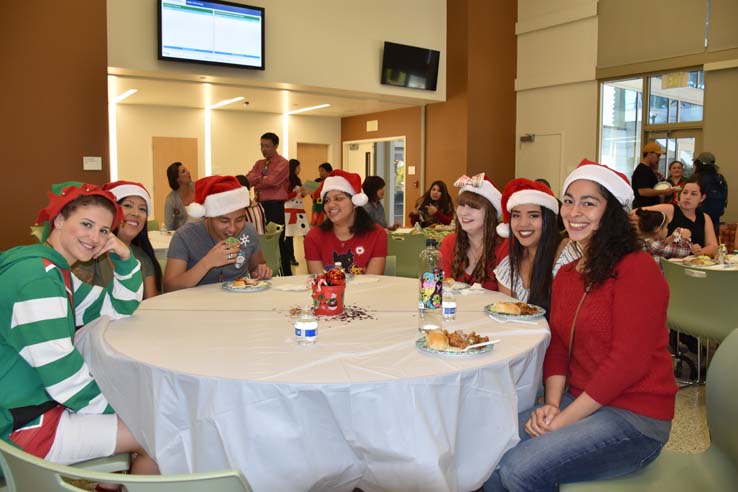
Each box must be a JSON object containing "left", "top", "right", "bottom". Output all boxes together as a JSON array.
[{"left": 311, "top": 283, "right": 346, "bottom": 316}]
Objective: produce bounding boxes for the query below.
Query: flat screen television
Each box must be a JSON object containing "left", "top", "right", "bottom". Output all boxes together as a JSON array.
[
  {"left": 158, "top": 0, "right": 265, "bottom": 70},
  {"left": 380, "top": 41, "right": 440, "bottom": 91}
]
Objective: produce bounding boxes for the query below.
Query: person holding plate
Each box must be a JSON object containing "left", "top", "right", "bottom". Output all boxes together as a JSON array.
[
  {"left": 485, "top": 160, "right": 677, "bottom": 492},
  {"left": 164, "top": 175, "right": 271, "bottom": 292},
  {"left": 665, "top": 160, "right": 687, "bottom": 204},
  {"left": 439, "top": 173, "right": 503, "bottom": 290},
  {"left": 631, "top": 142, "right": 678, "bottom": 208},
  {"left": 492, "top": 179, "right": 579, "bottom": 315}
]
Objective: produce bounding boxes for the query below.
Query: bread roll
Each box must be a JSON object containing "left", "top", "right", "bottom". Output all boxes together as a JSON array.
[
  {"left": 426, "top": 330, "right": 449, "bottom": 350},
  {"left": 491, "top": 302, "right": 521, "bottom": 315}
]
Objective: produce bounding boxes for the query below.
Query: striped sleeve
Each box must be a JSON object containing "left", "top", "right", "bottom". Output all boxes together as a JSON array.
[
  {"left": 73, "top": 250, "right": 143, "bottom": 326},
  {"left": 9, "top": 277, "right": 112, "bottom": 415}
]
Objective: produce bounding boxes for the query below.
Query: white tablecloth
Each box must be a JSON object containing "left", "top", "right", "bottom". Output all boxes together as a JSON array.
[
  {"left": 77, "top": 276, "right": 549, "bottom": 492},
  {"left": 148, "top": 231, "right": 172, "bottom": 263}
]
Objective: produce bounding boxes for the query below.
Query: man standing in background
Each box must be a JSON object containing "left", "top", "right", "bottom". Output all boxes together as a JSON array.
[
  {"left": 246, "top": 132, "right": 291, "bottom": 275},
  {"left": 631, "top": 142, "right": 677, "bottom": 208}
]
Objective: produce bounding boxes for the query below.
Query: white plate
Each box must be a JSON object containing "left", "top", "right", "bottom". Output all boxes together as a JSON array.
[
  {"left": 222, "top": 280, "right": 271, "bottom": 293},
  {"left": 484, "top": 303, "right": 546, "bottom": 320},
  {"left": 448, "top": 281, "right": 470, "bottom": 291},
  {"left": 654, "top": 181, "right": 672, "bottom": 190},
  {"left": 416, "top": 336, "right": 497, "bottom": 357}
]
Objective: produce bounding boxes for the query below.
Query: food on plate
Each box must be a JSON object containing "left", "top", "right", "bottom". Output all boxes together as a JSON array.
[
  {"left": 685, "top": 255, "right": 717, "bottom": 266},
  {"left": 425, "top": 329, "right": 489, "bottom": 350},
  {"left": 426, "top": 330, "right": 449, "bottom": 350},
  {"left": 490, "top": 301, "right": 539, "bottom": 316},
  {"left": 231, "top": 277, "right": 260, "bottom": 288}
]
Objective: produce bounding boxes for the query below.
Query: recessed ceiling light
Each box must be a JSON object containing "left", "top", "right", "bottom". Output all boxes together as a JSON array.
[
  {"left": 287, "top": 104, "right": 330, "bottom": 115},
  {"left": 209, "top": 96, "right": 245, "bottom": 109},
  {"left": 113, "top": 89, "right": 138, "bottom": 103}
]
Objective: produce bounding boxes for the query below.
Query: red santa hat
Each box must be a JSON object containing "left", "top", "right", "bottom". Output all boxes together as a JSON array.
[
  {"left": 320, "top": 170, "right": 368, "bottom": 206},
  {"left": 453, "top": 173, "right": 502, "bottom": 216},
  {"left": 562, "top": 159, "right": 634, "bottom": 210},
  {"left": 186, "top": 175, "right": 250, "bottom": 218},
  {"left": 36, "top": 181, "right": 123, "bottom": 241},
  {"left": 495, "top": 178, "right": 559, "bottom": 238},
  {"left": 103, "top": 180, "right": 152, "bottom": 213}
]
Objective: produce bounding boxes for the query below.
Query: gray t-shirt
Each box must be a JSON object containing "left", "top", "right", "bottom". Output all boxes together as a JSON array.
[{"left": 168, "top": 221, "right": 260, "bottom": 286}]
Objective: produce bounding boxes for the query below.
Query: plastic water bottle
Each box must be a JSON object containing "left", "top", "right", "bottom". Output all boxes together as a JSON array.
[
  {"left": 413, "top": 221, "right": 422, "bottom": 233},
  {"left": 418, "top": 239, "right": 444, "bottom": 333},
  {"left": 442, "top": 285, "right": 456, "bottom": 320},
  {"left": 295, "top": 306, "right": 318, "bottom": 345}
]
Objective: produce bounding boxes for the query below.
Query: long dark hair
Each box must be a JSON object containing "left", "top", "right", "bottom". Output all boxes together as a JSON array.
[
  {"left": 362, "top": 176, "right": 386, "bottom": 203},
  {"left": 417, "top": 180, "right": 454, "bottom": 215},
  {"left": 635, "top": 209, "right": 666, "bottom": 237},
  {"left": 118, "top": 199, "right": 163, "bottom": 291},
  {"left": 580, "top": 185, "right": 641, "bottom": 287},
  {"left": 507, "top": 207, "right": 559, "bottom": 313},
  {"left": 451, "top": 191, "right": 499, "bottom": 283},
  {"left": 319, "top": 191, "right": 376, "bottom": 235},
  {"left": 288, "top": 159, "right": 302, "bottom": 189},
  {"left": 166, "top": 162, "right": 183, "bottom": 190}
]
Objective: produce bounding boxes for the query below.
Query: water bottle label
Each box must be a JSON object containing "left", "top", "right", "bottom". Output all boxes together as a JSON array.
[
  {"left": 442, "top": 304, "right": 456, "bottom": 315},
  {"left": 295, "top": 321, "right": 318, "bottom": 339}
]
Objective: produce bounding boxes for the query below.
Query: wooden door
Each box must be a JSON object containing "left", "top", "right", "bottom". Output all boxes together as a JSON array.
[
  {"left": 152, "top": 137, "right": 199, "bottom": 226},
  {"left": 296, "top": 142, "right": 329, "bottom": 218}
]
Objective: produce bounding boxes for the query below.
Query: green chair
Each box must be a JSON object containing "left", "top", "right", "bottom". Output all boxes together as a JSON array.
[
  {"left": 383, "top": 255, "right": 397, "bottom": 276},
  {"left": 387, "top": 232, "right": 426, "bottom": 279},
  {"left": 661, "top": 259, "right": 738, "bottom": 381},
  {"left": 0, "top": 439, "right": 252, "bottom": 492},
  {"left": 561, "top": 327, "right": 738, "bottom": 492},
  {"left": 1, "top": 452, "right": 129, "bottom": 491},
  {"left": 260, "top": 222, "right": 284, "bottom": 276},
  {"left": 147, "top": 219, "right": 159, "bottom": 231}
]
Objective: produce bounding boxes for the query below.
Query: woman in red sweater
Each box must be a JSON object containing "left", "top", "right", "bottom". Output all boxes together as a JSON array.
[
  {"left": 439, "top": 174, "right": 502, "bottom": 290},
  {"left": 484, "top": 160, "right": 677, "bottom": 492},
  {"left": 409, "top": 180, "right": 454, "bottom": 227}
]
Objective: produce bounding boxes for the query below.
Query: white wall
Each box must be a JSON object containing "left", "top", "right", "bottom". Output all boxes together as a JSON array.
[
  {"left": 515, "top": 0, "right": 599, "bottom": 195},
  {"left": 115, "top": 105, "right": 341, "bottom": 217},
  {"left": 107, "top": 0, "right": 446, "bottom": 102}
]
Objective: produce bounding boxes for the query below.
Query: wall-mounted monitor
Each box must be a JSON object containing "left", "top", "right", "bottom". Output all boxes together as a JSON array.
[
  {"left": 380, "top": 41, "right": 440, "bottom": 91},
  {"left": 158, "top": 0, "right": 265, "bottom": 70}
]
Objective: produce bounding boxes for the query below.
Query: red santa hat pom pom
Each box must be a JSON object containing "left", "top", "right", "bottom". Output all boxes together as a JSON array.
[
  {"left": 187, "top": 175, "right": 249, "bottom": 218},
  {"left": 320, "top": 169, "right": 368, "bottom": 207},
  {"left": 496, "top": 178, "right": 559, "bottom": 239}
]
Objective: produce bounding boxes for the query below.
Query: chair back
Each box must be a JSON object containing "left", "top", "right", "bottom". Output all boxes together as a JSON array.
[
  {"left": 661, "top": 259, "right": 738, "bottom": 342},
  {"left": 387, "top": 233, "right": 426, "bottom": 278},
  {"left": 147, "top": 219, "right": 160, "bottom": 231},
  {"left": 384, "top": 255, "right": 397, "bottom": 276},
  {"left": 260, "top": 222, "right": 284, "bottom": 276},
  {"left": 706, "top": 327, "right": 738, "bottom": 469},
  {"left": 0, "top": 439, "right": 252, "bottom": 492}
]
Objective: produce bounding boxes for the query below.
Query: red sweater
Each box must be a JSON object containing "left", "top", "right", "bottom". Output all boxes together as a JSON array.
[
  {"left": 544, "top": 251, "right": 677, "bottom": 420},
  {"left": 439, "top": 233, "right": 499, "bottom": 290}
]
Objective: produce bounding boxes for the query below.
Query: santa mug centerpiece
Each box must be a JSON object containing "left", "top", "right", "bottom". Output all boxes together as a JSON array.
[{"left": 309, "top": 264, "right": 347, "bottom": 315}]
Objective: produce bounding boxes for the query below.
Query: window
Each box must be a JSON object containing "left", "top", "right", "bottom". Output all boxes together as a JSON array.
[{"left": 599, "top": 69, "right": 704, "bottom": 177}]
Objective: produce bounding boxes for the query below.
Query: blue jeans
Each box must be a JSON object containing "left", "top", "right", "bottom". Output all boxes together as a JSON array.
[{"left": 483, "top": 395, "right": 665, "bottom": 492}]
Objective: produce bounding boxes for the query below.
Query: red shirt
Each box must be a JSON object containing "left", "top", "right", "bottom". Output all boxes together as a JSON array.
[
  {"left": 245, "top": 154, "right": 290, "bottom": 201},
  {"left": 439, "top": 232, "right": 499, "bottom": 290},
  {"left": 304, "top": 225, "right": 387, "bottom": 274},
  {"left": 544, "top": 251, "right": 677, "bottom": 420}
]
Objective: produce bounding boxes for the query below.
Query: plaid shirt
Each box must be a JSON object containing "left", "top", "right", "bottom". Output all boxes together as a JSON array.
[{"left": 642, "top": 237, "right": 691, "bottom": 262}]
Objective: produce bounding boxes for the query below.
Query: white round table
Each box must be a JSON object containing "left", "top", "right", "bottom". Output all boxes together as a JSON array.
[{"left": 77, "top": 275, "right": 550, "bottom": 492}]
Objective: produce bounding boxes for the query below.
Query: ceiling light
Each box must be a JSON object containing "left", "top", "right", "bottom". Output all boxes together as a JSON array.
[
  {"left": 209, "top": 96, "right": 245, "bottom": 109},
  {"left": 114, "top": 89, "right": 138, "bottom": 103},
  {"left": 287, "top": 104, "right": 330, "bottom": 115}
]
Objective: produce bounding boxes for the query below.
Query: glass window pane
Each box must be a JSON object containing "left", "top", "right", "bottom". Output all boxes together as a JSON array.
[
  {"left": 599, "top": 78, "right": 643, "bottom": 176},
  {"left": 668, "top": 99, "right": 678, "bottom": 123},
  {"left": 649, "top": 70, "right": 704, "bottom": 123}
]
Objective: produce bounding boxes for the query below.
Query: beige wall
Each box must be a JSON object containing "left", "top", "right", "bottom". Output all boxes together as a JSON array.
[
  {"left": 703, "top": 67, "right": 738, "bottom": 223},
  {"left": 515, "top": 0, "right": 598, "bottom": 195},
  {"left": 115, "top": 106, "right": 341, "bottom": 217},
  {"left": 107, "top": 0, "right": 446, "bottom": 102}
]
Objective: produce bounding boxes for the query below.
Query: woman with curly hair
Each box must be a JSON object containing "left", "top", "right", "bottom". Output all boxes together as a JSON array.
[
  {"left": 409, "top": 180, "right": 454, "bottom": 227},
  {"left": 439, "top": 174, "right": 502, "bottom": 290},
  {"left": 485, "top": 160, "right": 677, "bottom": 492}
]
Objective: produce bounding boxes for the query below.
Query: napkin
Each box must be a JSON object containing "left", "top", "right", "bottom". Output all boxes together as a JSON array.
[
  {"left": 460, "top": 283, "right": 486, "bottom": 295},
  {"left": 273, "top": 283, "right": 308, "bottom": 292}
]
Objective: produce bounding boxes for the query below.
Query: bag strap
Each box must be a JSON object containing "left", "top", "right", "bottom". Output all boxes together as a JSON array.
[{"left": 567, "top": 285, "right": 590, "bottom": 365}]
